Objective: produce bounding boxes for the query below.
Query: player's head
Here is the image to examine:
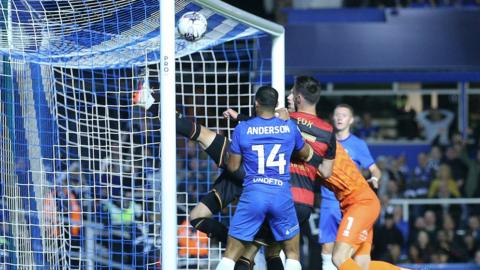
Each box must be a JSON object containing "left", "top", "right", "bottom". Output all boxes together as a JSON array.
[
  {"left": 287, "top": 76, "right": 321, "bottom": 112},
  {"left": 255, "top": 86, "right": 278, "bottom": 114},
  {"left": 333, "top": 104, "right": 354, "bottom": 132}
]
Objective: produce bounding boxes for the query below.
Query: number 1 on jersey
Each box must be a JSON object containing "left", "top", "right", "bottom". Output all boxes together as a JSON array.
[{"left": 252, "top": 144, "right": 286, "bottom": 174}]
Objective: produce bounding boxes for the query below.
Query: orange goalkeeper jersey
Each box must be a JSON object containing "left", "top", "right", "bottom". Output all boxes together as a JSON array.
[{"left": 321, "top": 142, "right": 370, "bottom": 204}]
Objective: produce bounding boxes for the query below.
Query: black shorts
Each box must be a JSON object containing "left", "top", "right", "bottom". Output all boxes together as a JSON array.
[
  {"left": 200, "top": 170, "right": 243, "bottom": 213},
  {"left": 254, "top": 203, "right": 313, "bottom": 246}
]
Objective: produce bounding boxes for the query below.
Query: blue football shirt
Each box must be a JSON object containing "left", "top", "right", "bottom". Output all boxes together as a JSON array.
[
  {"left": 338, "top": 134, "right": 375, "bottom": 169},
  {"left": 321, "top": 133, "right": 375, "bottom": 204},
  {"left": 230, "top": 116, "right": 305, "bottom": 187},
  {"left": 228, "top": 116, "right": 305, "bottom": 242}
]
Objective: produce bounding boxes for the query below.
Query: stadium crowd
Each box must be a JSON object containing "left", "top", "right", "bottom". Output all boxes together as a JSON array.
[
  {"left": 303, "top": 112, "right": 479, "bottom": 265},
  {"left": 369, "top": 139, "right": 480, "bottom": 265}
]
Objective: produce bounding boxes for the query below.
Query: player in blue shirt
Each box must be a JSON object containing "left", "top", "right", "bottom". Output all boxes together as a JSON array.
[
  {"left": 319, "top": 103, "right": 382, "bottom": 270},
  {"left": 216, "top": 86, "right": 313, "bottom": 270}
]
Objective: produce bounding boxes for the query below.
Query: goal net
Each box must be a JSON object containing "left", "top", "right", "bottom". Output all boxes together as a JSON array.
[{"left": 0, "top": 0, "right": 282, "bottom": 269}]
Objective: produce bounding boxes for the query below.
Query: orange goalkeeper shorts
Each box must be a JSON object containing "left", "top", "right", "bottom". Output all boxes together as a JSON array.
[{"left": 336, "top": 187, "right": 380, "bottom": 255}]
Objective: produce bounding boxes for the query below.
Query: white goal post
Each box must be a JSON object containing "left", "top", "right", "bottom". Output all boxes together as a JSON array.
[
  {"left": 161, "top": 1, "right": 284, "bottom": 268},
  {"left": 0, "top": 0, "right": 285, "bottom": 269}
]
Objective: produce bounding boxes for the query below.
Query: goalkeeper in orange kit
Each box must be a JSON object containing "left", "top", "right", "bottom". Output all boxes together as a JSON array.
[{"left": 317, "top": 142, "right": 409, "bottom": 270}]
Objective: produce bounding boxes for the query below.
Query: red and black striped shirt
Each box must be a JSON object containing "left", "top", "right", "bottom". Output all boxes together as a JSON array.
[{"left": 289, "top": 112, "right": 336, "bottom": 207}]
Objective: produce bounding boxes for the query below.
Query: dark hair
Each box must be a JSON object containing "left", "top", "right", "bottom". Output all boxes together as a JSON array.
[
  {"left": 293, "top": 76, "right": 321, "bottom": 105},
  {"left": 335, "top": 103, "right": 354, "bottom": 115},
  {"left": 255, "top": 86, "right": 278, "bottom": 109}
]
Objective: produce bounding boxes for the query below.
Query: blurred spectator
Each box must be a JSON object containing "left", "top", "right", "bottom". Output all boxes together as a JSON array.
[
  {"left": 393, "top": 205, "right": 409, "bottom": 250},
  {"left": 101, "top": 191, "right": 145, "bottom": 267},
  {"left": 395, "top": 96, "right": 419, "bottom": 140},
  {"left": 377, "top": 156, "right": 392, "bottom": 198},
  {"left": 475, "top": 249, "right": 480, "bottom": 264},
  {"left": 356, "top": 112, "right": 380, "bottom": 140},
  {"left": 461, "top": 147, "right": 480, "bottom": 198},
  {"left": 463, "top": 233, "right": 478, "bottom": 259},
  {"left": 373, "top": 208, "right": 404, "bottom": 263},
  {"left": 423, "top": 210, "right": 439, "bottom": 242},
  {"left": 428, "top": 164, "right": 461, "bottom": 198},
  {"left": 436, "top": 213, "right": 466, "bottom": 262},
  {"left": 396, "top": 154, "right": 410, "bottom": 177},
  {"left": 102, "top": 191, "right": 142, "bottom": 226},
  {"left": 426, "top": 145, "right": 443, "bottom": 176},
  {"left": 386, "top": 157, "right": 408, "bottom": 195},
  {"left": 430, "top": 249, "right": 449, "bottom": 264},
  {"left": 467, "top": 216, "right": 480, "bottom": 243},
  {"left": 442, "top": 146, "right": 468, "bottom": 189},
  {"left": 408, "top": 245, "right": 422, "bottom": 263},
  {"left": 178, "top": 219, "right": 209, "bottom": 258},
  {"left": 404, "top": 152, "right": 431, "bottom": 198},
  {"left": 408, "top": 216, "right": 426, "bottom": 247},
  {"left": 414, "top": 230, "right": 435, "bottom": 263},
  {"left": 416, "top": 108, "right": 454, "bottom": 145}
]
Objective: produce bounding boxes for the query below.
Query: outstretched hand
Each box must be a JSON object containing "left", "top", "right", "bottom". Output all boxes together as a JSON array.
[
  {"left": 223, "top": 108, "right": 239, "bottom": 120},
  {"left": 275, "top": 108, "right": 290, "bottom": 120}
]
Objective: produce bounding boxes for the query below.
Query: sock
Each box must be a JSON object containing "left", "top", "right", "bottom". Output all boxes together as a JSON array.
[
  {"left": 339, "top": 258, "right": 362, "bottom": 270},
  {"left": 176, "top": 114, "right": 201, "bottom": 140},
  {"left": 321, "top": 253, "right": 336, "bottom": 270},
  {"left": 369, "top": 261, "right": 401, "bottom": 270},
  {"left": 190, "top": 217, "right": 228, "bottom": 245},
  {"left": 285, "top": 259, "right": 301, "bottom": 270},
  {"left": 205, "top": 134, "right": 229, "bottom": 167},
  {"left": 266, "top": 256, "right": 284, "bottom": 270},
  {"left": 216, "top": 257, "right": 236, "bottom": 270},
  {"left": 234, "top": 256, "right": 253, "bottom": 270}
]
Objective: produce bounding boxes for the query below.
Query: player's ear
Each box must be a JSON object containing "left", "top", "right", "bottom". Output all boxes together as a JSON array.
[{"left": 295, "top": 94, "right": 301, "bottom": 105}]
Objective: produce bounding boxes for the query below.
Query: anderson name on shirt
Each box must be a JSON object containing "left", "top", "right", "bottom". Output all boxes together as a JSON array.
[{"left": 246, "top": 125, "right": 291, "bottom": 135}]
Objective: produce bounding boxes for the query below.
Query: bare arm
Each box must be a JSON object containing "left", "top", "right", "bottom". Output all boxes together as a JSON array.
[
  {"left": 315, "top": 134, "right": 337, "bottom": 179},
  {"left": 294, "top": 143, "right": 314, "bottom": 162},
  {"left": 317, "top": 158, "right": 334, "bottom": 179},
  {"left": 299, "top": 143, "right": 334, "bottom": 179},
  {"left": 226, "top": 152, "right": 243, "bottom": 174},
  {"left": 367, "top": 164, "right": 382, "bottom": 189}
]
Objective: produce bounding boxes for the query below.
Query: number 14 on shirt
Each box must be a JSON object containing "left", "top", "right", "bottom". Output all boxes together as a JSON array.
[{"left": 251, "top": 144, "right": 286, "bottom": 174}]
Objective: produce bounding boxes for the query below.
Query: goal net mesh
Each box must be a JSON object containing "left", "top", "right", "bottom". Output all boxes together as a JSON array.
[{"left": 0, "top": 0, "right": 273, "bottom": 269}]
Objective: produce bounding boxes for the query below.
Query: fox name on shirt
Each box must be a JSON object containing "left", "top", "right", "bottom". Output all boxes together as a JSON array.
[{"left": 246, "top": 125, "right": 291, "bottom": 135}]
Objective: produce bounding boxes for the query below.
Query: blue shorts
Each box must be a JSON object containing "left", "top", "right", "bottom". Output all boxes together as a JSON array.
[
  {"left": 229, "top": 185, "right": 299, "bottom": 242},
  {"left": 318, "top": 200, "right": 341, "bottom": 244}
]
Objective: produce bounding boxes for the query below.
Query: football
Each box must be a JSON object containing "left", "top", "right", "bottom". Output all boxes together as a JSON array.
[{"left": 177, "top": 11, "right": 208, "bottom": 42}]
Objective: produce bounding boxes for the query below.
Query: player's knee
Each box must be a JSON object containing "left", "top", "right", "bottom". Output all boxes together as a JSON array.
[
  {"left": 332, "top": 252, "right": 347, "bottom": 268},
  {"left": 322, "top": 242, "right": 335, "bottom": 254},
  {"left": 353, "top": 255, "right": 370, "bottom": 270},
  {"left": 190, "top": 202, "right": 213, "bottom": 220},
  {"left": 332, "top": 243, "right": 353, "bottom": 268},
  {"left": 282, "top": 244, "right": 300, "bottom": 260}
]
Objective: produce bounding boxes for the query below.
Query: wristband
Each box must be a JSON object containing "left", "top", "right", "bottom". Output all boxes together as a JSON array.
[{"left": 308, "top": 154, "right": 324, "bottom": 168}]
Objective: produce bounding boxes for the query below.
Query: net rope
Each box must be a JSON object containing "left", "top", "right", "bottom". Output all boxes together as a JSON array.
[{"left": 0, "top": 1, "right": 272, "bottom": 269}]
